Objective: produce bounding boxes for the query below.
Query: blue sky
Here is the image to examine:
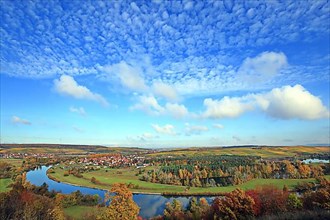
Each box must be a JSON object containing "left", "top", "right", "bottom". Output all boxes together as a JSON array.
[{"left": 1, "top": 0, "right": 329, "bottom": 147}]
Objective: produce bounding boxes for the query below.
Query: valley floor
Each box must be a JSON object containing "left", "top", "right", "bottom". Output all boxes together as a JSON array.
[{"left": 48, "top": 166, "right": 330, "bottom": 195}]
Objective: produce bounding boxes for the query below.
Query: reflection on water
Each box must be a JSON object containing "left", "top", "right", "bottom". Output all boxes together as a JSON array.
[
  {"left": 302, "top": 158, "right": 329, "bottom": 164},
  {"left": 26, "top": 166, "right": 214, "bottom": 219}
]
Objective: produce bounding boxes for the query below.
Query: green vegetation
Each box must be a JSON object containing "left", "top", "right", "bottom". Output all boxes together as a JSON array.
[
  {"left": 49, "top": 165, "right": 330, "bottom": 194},
  {"left": 63, "top": 184, "right": 140, "bottom": 220},
  {"left": 64, "top": 205, "right": 102, "bottom": 220},
  {"left": 2, "top": 168, "right": 329, "bottom": 220},
  {"left": 1, "top": 144, "right": 329, "bottom": 219},
  {"left": 0, "top": 178, "right": 13, "bottom": 192},
  {"left": 50, "top": 166, "right": 186, "bottom": 193},
  {"left": 160, "top": 183, "right": 330, "bottom": 220}
]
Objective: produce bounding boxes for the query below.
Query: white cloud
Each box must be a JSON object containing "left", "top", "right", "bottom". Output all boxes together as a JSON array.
[
  {"left": 2, "top": 1, "right": 329, "bottom": 100},
  {"left": 238, "top": 51, "right": 288, "bottom": 83},
  {"left": 255, "top": 84, "right": 330, "bottom": 120},
  {"left": 202, "top": 84, "right": 329, "bottom": 120},
  {"left": 185, "top": 123, "right": 209, "bottom": 135},
  {"left": 202, "top": 96, "right": 254, "bottom": 119},
  {"left": 12, "top": 116, "right": 31, "bottom": 125},
  {"left": 54, "top": 75, "right": 108, "bottom": 106},
  {"left": 104, "top": 61, "right": 180, "bottom": 102},
  {"left": 69, "top": 106, "right": 86, "bottom": 116},
  {"left": 130, "top": 95, "right": 189, "bottom": 118},
  {"left": 130, "top": 95, "right": 164, "bottom": 115},
  {"left": 105, "top": 61, "right": 148, "bottom": 92},
  {"left": 152, "top": 81, "right": 179, "bottom": 101},
  {"left": 164, "top": 103, "right": 189, "bottom": 118},
  {"left": 152, "top": 124, "right": 176, "bottom": 135},
  {"left": 213, "top": 124, "right": 224, "bottom": 129}
]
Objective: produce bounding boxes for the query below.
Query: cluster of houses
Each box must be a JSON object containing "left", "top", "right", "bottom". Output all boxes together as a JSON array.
[{"left": 70, "top": 154, "right": 149, "bottom": 168}]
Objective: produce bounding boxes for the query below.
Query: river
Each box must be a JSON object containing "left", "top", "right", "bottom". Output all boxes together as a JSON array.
[
  {"left": 26, "top": 166, "right": 213, "bottom": 218},
  {"left": 301, "top": 158, "right": 329, "bottom": 164}
]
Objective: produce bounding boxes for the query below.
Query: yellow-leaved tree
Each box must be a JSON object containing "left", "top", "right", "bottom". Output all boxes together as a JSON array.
[{"left": 98, "top": 183, "right": 140, "bottom": 220}]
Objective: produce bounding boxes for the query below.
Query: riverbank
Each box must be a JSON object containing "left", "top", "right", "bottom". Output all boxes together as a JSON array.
[
  {"left": 47, "top": 167, "right": 163, "bottom": 195},
  {"left": 47, "top": 165, "right": 330, "bottom": 196}
]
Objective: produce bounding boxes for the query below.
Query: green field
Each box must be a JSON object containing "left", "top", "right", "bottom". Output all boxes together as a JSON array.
[
  {"left": 50, "top": 166, "right": 186, "bottom": 193},
  {"left": 49, "top": 166, "right": 330, "bottom": 194},
  {"left": 64, "top": 205, "right": 104, "bottom": 220},
  {"left": 0, "top": 178, "right": 13, "bottom": 192},
  {"left": 149, "top": 146, "right": 330, "bottom": 158},
  {"left": 0, "top": 159, "right": 23, "bottom": 193}
]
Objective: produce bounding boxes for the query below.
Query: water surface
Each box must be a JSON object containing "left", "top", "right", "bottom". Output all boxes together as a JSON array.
[
  {"left": 301, "top": 158, "right": 329, "bottom": 164},
  {"left": 26, "top": 166, "right": 213, "bottom": 218}
]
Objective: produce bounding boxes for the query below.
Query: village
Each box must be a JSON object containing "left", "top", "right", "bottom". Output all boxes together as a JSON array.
[{"left": 66, "top": 154, "right": 149, "bottom": 169}]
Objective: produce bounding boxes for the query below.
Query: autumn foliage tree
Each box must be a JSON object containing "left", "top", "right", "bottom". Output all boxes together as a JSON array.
[
  {"left": 98, "top": 183, "right": 140, "bottom": 220},
  {"left": 252, "top": 185, "right": 288, "bottom": 215},
  {"left": 303, "top": 188, "right": 330, "bottom": 210},
  {"left": 163, "top": 199, "right": 186, "bottom": 220},
  {"left": 286, "top": 193, "right": 303, "bottom": 211},
  {"left": 297, "top": 162, "right": 311, "bottom": 178},
  {"left": 0, "top": 177, "right": 65, "bottom": 220},
  {"left": 212, "top": 188, "right": 255, "bottom": 220},
  {"left": 246, "top": 189, "right": 262, "bottom": 216},
  {"left": 185, "top": 197, "right": 211, "bottom": 220}
]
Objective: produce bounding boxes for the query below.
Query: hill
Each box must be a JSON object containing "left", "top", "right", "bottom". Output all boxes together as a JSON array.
[{"left": 0, "top": 144, "right": 151, "bottom": 155}]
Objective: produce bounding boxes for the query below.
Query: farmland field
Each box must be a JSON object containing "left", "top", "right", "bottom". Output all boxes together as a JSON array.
[{"left": 149, "top": 146, "right": 330, "bottom": 158}]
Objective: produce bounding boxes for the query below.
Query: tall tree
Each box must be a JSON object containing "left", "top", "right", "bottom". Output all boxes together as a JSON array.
[
  {"left": 99, "top": 183, "right": 140, "bottom": 220},
  {"left": 212, "top": 188, "right": 255, "bottom": 220},
  {"left": 164, "top": 199, "right": 185, "bottom": 220},
  {"left": 298, "top": 163, "right": 311, "bottom": 178},
  {"left": 255, "top": 185, "right": 288, "bottom": 215}
]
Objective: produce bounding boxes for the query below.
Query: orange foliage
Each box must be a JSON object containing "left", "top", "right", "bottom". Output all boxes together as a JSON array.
[
  {"left": 100, "top": 183, "right": 140, "bottom": 220},
  {"left": 254, "top": 185, "right": 288, "bottom": 215}
]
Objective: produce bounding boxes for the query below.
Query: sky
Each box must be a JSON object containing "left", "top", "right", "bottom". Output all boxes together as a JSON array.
[{"left": 0, "top": 0, "right": 329, "bottom": 147}]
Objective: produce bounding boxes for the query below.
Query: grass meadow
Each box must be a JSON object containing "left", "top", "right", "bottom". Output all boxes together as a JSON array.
[{"left": 49, "top": 165, "right": 330, "bottom": 194}]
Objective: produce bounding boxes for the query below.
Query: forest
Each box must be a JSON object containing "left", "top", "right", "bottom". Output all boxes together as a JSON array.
[{"left": 139, "top": 155, "right": 329, "bottom": 187}]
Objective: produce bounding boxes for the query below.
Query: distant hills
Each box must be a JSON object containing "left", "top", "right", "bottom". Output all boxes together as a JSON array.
[
  {"left": 0, "top": 143, "right": 108, "bottom": 150},
  {"left": 0, "top": 144, "right": 152, "bottom": 155}
]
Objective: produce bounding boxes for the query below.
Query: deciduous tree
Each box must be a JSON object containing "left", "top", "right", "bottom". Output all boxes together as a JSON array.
[
  {"left": 164, "top": 199, "right": 185, "bottom": 220},
  {"left": 99, "top": 183, "right": 139, "bottom": 220},
  {"left": 212, "top": 188, "right": 254, "bottom": 220}
]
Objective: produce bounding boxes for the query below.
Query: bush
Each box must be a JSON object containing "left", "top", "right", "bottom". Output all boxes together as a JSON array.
[
  {"left": 91, "top": 177, "right": 100, "bottom": 184},
  {"left": 287, "top": 193, "right": 302, "bottom": 211}
]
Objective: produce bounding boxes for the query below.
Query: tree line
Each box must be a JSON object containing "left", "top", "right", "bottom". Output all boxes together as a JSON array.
[
  {"left": 140, "top": 155, "right": 329, "bottom": 187},
  {"left": 153, "top": 177, "right": 330, "bottom": 220}
]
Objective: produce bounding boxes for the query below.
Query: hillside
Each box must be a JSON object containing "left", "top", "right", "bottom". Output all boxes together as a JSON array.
[{"left": 0, "top": 144, "right": 151, "bottom": 155}]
